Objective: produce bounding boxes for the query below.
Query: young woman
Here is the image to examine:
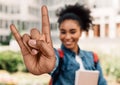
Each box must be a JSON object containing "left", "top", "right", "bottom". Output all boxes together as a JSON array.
[{"left": 10, "top": 3, "right": 107, "bottom": 85}]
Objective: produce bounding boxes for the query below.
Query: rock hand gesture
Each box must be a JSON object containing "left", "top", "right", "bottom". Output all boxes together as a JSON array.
[{"left": 10, "top": 6, "right": 56, "bottom": 75}]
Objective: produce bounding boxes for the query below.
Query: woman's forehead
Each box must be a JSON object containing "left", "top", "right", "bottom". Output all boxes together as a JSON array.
[{"left": 59, "top": 19, "right": 81, "bottom": 28}]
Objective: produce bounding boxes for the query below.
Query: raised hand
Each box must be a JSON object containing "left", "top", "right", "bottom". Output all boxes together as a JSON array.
[{"left": 10, "top": 6, "right": 56, "bottom": 75}]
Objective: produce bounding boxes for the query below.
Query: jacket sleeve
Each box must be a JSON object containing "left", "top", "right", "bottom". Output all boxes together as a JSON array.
[
  {"left": 49, "top": 48, "right": 59, "bottom": 76},
  {"left": 96, "top": 61, "right": 107, "bottom": 85}
]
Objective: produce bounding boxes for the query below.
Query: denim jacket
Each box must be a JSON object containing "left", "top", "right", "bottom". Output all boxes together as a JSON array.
[{"left": 50, "top": 44, "right": 107, "bottom": 85}]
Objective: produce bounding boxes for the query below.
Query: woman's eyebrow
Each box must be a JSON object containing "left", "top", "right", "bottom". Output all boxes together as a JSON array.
[
  {"left": 60, "top": 28, "right": 65, "bottom": 31},
  {"left": 70, "top": 29, "right": 76, "bottom": 31}
]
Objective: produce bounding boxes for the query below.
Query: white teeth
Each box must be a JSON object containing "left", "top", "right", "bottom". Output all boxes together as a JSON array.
[{"left": 66, "top": 42, "right": 71, "bottom": 44}]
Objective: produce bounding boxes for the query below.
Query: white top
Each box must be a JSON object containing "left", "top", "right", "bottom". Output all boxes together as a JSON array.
[{"left": 75, "top": 55, "right": 85, "bottom": 70}]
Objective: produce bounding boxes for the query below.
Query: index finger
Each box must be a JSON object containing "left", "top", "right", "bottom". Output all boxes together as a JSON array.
[
  {"left": 41, "top": 6, "right": 52, "bottom": 44},
  {"left": 10, "top": 24, "right": 27, "bottom": 51}
]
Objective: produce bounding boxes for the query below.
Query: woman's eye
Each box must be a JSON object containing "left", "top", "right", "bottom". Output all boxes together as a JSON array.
[
  {"left": 70, "top": 31, "right": 76, "bottom": 34},
  {"left": 61, "top": 31, "right": 66, "bottom": 34}
]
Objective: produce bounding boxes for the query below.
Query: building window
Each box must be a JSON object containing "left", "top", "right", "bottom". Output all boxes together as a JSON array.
[
  {"left": 50, "top": 23, "right": 57, "bottom": 30},
  {"left": 2, "top": 5, "right": 5, "bottom": 13},
  {"left": 28, "top": 6, "right": 39, "bottom": 16},
  {"left": 2, "top": 20, "right": 5, "bottom": 28},
  {"left": 93, "top": 24, "right": 100, "bottom": 37},
  {"left": 0, "top": 4, "right": 19, "bottom": 14},
  {"left": 5, "top": 20, "right": 8, "bottom": 28},
  {"left": 7, "top": 6, "right": 11, "bottom": 13},
  {"left": 0, "top": 19, "right": 2, "bottom": 28},
  {"left": 7, "top": 5, "right": 20, "bottom": 14},
  {"left": 13, "top": 6, "right": 20, "bottom": 14},
  {"left": 116, "top": 23, "right": 120, "bottom": 37},
  {"left": 105, "top": 24, "right": 109, "bottom": 37},
  {"left": 5, "top": 5, "right": 8, "bottom": 13},
  {"left": 0, "top": 4, "right": 2, "bottom": 12}
]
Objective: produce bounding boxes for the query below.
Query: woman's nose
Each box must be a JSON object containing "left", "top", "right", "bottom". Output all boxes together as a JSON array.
[{"left": 65, "top": 33, "right": 71, "bottom": 39}]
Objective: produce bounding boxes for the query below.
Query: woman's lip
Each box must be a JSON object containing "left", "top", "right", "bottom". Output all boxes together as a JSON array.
[{"left": 65, "top": 42, "right": 72, "bottom": 45}]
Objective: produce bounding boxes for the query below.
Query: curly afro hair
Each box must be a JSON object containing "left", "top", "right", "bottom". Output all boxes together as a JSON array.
[{"left": 56, "top": 3, "right": 92, "bottom": 32}]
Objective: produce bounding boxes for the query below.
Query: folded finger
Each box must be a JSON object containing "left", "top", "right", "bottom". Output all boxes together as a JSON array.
[
  {"left": 28, "top": 39, "right": 38, "bottom": 49},
  {"left": 30, "top": 28, "right": 41, "bottom": 40}
]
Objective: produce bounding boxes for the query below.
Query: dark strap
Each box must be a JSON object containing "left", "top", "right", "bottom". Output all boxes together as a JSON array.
[
  {"left": 93, "top": 52, "right": 99, "bottom": 68},
  {"left": 93, "top": 52, "right": 99, "bottom": 63},
  {"left": 58, "top": 49, "right": 64, "bottom": 58}
]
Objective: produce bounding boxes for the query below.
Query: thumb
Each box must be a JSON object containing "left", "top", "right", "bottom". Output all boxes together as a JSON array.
[{"left": 36, "top": 40, "right": 55, "bottom": 58}]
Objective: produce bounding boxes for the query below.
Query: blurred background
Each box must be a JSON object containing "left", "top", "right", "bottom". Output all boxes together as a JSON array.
[{"left": 0, "top": 0, "right": 120, "bottom": 85}]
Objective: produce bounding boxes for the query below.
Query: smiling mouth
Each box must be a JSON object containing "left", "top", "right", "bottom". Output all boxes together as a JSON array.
[{"left": 65, "top": 42, "right": 72, "bottom": 45}]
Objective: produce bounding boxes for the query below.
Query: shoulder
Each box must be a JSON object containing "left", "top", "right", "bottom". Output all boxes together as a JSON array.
[
  {"left": 80, "top": 49, "right": 93, "bottom": 57},
  {"left": 80, "top": 49, "right": 94, "bottom": 60},
  {"left": 80, "top": 49, "right": 99, "bottom": 63},
  {"left": 54, "top": 48, "right": 64, "bottom": 58}
]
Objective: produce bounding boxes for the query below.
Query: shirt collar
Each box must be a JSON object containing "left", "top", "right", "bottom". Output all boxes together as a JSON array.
[
  {"left": 61, "top": 44, "right": 84, "bottom": 57},
  {"left": 61, "top": 44, "right": 75, "bottom": 56}
]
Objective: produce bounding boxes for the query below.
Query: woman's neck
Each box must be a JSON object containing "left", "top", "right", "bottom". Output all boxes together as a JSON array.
[{"left": 71, "top": 45, "right": 79, "bottom": 55}]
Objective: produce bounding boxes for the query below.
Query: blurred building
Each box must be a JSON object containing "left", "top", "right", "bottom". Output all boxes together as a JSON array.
[
  {"left": 90, "top": 0, "right": 120, "bottom": 38},
  {"left": 41, "top": 0, "right": 79, "bottom": 30},
  {"left": 0, "top": 0, "right": 120, "bottom": 45},
  {"left": 42, "top": 0, "right": 120, "bottom": 39},
  {"left": 0, "top": 0, "right": 41, "bottom": 44}
]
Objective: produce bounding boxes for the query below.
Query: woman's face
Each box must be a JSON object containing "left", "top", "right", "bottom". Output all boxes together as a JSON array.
[{"left": 59, "top": 19, "right": 82, "bottom": 52}]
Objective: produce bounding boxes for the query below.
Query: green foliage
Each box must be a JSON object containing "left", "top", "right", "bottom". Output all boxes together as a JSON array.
[
  {"left": 0, "top": 51, "right": 27, "bottom": 73},
  {"left": 0, "top": 50, "right": 120, "bottom": 83},
  {"left": 98, "top": 53, "right": 120, "bottom": 83},
  {"left": 0, "top": 33, "right": 12, "bottom": 45}
]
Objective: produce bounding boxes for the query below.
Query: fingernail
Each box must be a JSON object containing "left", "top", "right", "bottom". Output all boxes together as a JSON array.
[
  {"left": 29, "top": 40, "right": 36, "bottom": 45},
  {"left": 32, "top": 49, "right": 38, "bottom": 55}
]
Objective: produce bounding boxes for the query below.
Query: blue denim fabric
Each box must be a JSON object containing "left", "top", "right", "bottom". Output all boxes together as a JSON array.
[{"left": 51, "top": 44, "right": 107, "bottom": 85}]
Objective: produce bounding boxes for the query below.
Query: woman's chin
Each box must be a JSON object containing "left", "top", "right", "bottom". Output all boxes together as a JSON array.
[{"left": 65, "top": 45, "right": 73, "bottom": 49}]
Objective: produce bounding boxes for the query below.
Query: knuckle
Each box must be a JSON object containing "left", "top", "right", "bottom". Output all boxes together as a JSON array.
[
  {"left": 31, "top": 28, "right": 37, "bottom": 31},
  {"left": 31, "top": 28, "right": 40, "bottom": 35}
]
